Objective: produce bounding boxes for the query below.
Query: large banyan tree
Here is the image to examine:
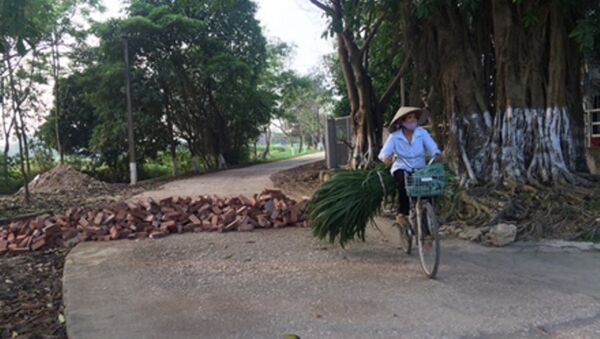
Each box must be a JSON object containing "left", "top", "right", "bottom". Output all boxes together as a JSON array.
[
  {"left": 312, "top": 0, "right": 599, "bottom": 185},
  {"left": 405, "top": 0, "right": 595, "bottom": 187}
]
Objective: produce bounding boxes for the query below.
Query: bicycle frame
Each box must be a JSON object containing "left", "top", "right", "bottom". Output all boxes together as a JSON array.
[
  {"left": 397, "top": 157, "right": 441, "bottom": 278},
  {"left": 402, "top": 157, "right": 437, "bottom": 229}
]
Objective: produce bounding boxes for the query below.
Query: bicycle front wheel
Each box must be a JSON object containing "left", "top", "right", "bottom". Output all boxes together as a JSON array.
[{"left": 416, "top": 200, "right": 440, "bottom": 278}]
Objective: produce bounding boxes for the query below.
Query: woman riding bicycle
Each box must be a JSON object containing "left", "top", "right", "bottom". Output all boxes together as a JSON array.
[{"left": 378, "top": 106, "right": 443, "bottom": 229}]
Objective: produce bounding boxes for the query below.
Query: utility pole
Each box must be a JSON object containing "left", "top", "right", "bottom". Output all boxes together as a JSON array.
[{"left": 123, "top": 38, "right": 137, "bottom": 185}]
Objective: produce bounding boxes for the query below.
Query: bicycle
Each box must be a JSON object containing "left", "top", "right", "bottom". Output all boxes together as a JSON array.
[{"left": 393, "top": 159, "right": 445, "bottom": 279}]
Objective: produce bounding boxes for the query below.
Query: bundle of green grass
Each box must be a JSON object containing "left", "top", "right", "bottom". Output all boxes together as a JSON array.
[{"left": 308, "top": 166, "right": 397, "bottom": 247}]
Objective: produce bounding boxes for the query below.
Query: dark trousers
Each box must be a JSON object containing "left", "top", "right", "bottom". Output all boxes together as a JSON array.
[{"left": 393, "top": 169, "right": 410, "bottom": 215}]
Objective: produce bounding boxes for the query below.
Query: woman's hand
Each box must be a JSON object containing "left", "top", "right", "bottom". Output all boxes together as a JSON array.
[{"left": 383, "top": 155, "right": 394, "bottom": 167}]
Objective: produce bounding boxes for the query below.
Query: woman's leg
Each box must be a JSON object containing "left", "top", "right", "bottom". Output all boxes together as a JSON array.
[{"left": 393, "top": 169, "right": 410, "bottom": 224}]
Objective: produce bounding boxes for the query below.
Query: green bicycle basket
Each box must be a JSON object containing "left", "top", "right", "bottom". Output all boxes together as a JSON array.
[{"left": 406, "top": 163, "right": 446, "bottom": 197}]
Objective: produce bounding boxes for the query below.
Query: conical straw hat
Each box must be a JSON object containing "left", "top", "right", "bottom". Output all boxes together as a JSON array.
[{"left": 388, "top": 106, "right": 429, "bottom": 132}]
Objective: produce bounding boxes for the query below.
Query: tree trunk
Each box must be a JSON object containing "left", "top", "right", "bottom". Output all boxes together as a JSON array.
[
  {"left": 337, "top": 32, "right": 380, "bottom": 169},
  {"left": 5, "top": 50, "right": 30, "bottom": 202},
  {"left": 162, "top": 86, "right": 177, "bottom": 176},
  {"left": 309, "top": 0, "right": 409, "bottom": 169},
  {"left": 298, "top": 134, "right": 304, "bottom": 154},
  {"left": 170, "top": 141, "right": 177, "bottom": 176},
  {"left": 490, "top": 0, "right": 586, "bottom": 184},
  {"left": 405, "top": 0, "right": 587, "bottom": 186},
  {"left": 406, "top": 5, "right": 491, "bottom": 186},
  {"left": 1, "top": 77, "right": 12, "bottom": 183},
  {"left": 14, "top": 116, "right": 29, "bottom": 203},
  {"left": 298, "top": 122, "right": 304, "bottom": 154},
  {"left": 262, "top": 126, "right": 271, "bottom": 159},
  {"left": 217, "top": 153, "right": 227, "bottom": 169},
  {"left": 18, "top": 108, "right": 31, "bottom": 176},
  {"left": 51, "top": 34, "right": 64, "bottom": 164},
  {"left": 186, "top": 139, "right": 201, "bottom": 174}
]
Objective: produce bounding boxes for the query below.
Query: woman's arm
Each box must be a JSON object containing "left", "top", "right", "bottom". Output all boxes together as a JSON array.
[
  {"left": 423, "top": 130, "right": 442, "bottom": 161},
  {"left": 378, "top": 135, "right": 395, "bottom": 166}
]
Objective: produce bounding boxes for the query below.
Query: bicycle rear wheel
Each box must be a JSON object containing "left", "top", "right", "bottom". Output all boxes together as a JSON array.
[{"left": 416, "top": 200, "right": 440, "bottom": 278}]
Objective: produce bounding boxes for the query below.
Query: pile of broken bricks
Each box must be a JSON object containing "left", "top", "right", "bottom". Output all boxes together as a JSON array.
[{"left": 0, "top": 189, "right": 308, "bottom": 253}]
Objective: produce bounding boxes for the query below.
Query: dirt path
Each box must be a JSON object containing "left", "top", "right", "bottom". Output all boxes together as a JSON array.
[{"left": 63, "top": 154, "right": 600, "bottom": 339}]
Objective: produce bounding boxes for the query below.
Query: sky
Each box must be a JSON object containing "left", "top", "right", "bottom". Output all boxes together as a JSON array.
[{"left": 97, "top": 0, "right": 334, "bottom": 75}]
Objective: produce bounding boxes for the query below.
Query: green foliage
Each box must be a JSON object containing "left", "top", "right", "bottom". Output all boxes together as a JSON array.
[
  {"left": 322, "top": 1, "right": 406, "bottom": 122},
  {"left": 37, "top": 73, "right": 98, "bottom": 156},
  {"left": 0, "top": 153, "right": 51, "bottom": 194},
  {"left": 413, "top": 0, "right": 440, "bottom": 19},
  {"left": 0, "top": 155, "right": 22, "bottom": 194},
  {"left": 309, "top": 166, "right": 396, "bottom": 247},
  {"left": 277, "top": 70, "right": 331, "bottom": 149},
  {"left": 35, "top": 0, "right": 276, "bottom": 179},
  {"left": 29, "top": 139, "right": 55, "bottom": 172},
  {"left": 522, "top": 13, "right": 540, "bottom": 28},
  {"left": 0, "top": 0, "right": 53, "bottom": 53},
  {"left": 571, "top": 14, "right": 600, "bottom": 59},
  {"left": 120, "top": 0, "right": 269, "bottom": 168},
  {"left": 252, "top": 144, "right": 318, "bottom": 162}
]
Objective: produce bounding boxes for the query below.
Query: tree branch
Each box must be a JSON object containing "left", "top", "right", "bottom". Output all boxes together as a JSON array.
[
  {"left": 308, "top": 0, "right": 335, "bottom": 16},
  {"left": 378, "top": 54, "right": 412, "bottom": 109},
  {"left": 360, "top": 14, "right": 384, "bottom": 56}
]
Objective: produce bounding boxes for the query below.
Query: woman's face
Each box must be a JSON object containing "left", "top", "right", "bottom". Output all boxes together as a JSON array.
[{"left": 403, "top": 112, "right": 418, "bottom": 123}]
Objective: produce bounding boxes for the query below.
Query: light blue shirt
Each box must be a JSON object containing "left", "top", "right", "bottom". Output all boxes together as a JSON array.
[{"left": 378, "top": 127, "right": 441, "bottom": 174}]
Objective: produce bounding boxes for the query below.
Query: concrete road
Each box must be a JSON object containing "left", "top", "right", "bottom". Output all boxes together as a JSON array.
[
  {"left": 63, "top": 154, "right": 600, "bottom": 339},
  {"left": 131, "top": 152, "right": 324, "bottom": 202}
]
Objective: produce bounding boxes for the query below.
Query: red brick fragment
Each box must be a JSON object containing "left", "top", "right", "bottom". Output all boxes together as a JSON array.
[
  {"left": 62, "top": 229, "right": 79, "bottom": 240},
  {"left": 78, "top": 217, "right": 89, "bottom": 227},
  {"left": 93, "top": 212, "right": 104, "bottom": 225},
  {"left": 160, "top": 220, "right": 177, "bottom": 232},
  {"left": 149, "top": 231, "right": 167, "bottom": 239},
  {"left": 197, "top": 204, "right": 211, "bottom": 214},
  {"left": 239, "top": 195, "right": 254, "bottom": 207},
  {"left": 104, "top": 214, "right": 116, "bottom": 224},
  {"left": 290, "top": 206, "right": 300, "bottom": 223},
  {"left": 116, "top": 210, "right": 127, "bottom": 221},
  {"left": 10, "top": 245, "right": 30, "bottom": 252},
  {"left": 188, "top": 214, "right": 202, "bottom": 224},
  {"left": 224, "top": 218, "right": 240, "bottom": 231},
  {"left": 31, "top": 237, "right": 46, "bottom": 251},
  {"left": 256, "top": 215, "right": 271, "bottom": 228},
  {"left": 211, "top": 215, "right": 219, "bottom": 227},
  {"left": 222, "top": 210, "right": 236, "bottom": 224},
  {"left": 43, "top": 223, "right": 61, "bottom": 235},
  {"left": 135, "top": 231, "right": 148, "bottom": 239},
  {"left": 164, "top": 211, "right": 181, "bottom": 220},
  {"left": 110, "top": 226, "right": 120, "bottom": 240},
  {"left": 238, "top": 223, "right": 254, "bottom": 232}
]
